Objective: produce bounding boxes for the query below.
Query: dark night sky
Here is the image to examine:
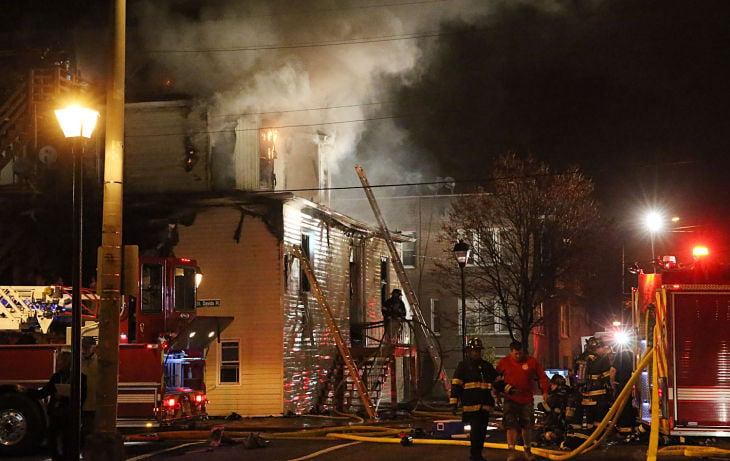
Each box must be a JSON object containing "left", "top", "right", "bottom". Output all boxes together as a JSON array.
[{"left": 3, "top": 0, "right": 729, "bottom": 267}]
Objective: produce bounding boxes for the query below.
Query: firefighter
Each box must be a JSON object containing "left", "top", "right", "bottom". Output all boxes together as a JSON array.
[
  {"left": 538, "top": 374, "right": 570, "bottom": 445},
  {"left": 381, "top": 288, "right": 406, "bottom": 343},
  {"left": 611, "top": 344, "right": 638, "bottom": 437},
  {"left": 579, "top": 337, "right": 612, "bottom": 428},
  {"left": 450, "top": 338, "right": 498, "bottom": 461},
  {"left": 30, "top": 350, "right": 87, "bottom": 461}
]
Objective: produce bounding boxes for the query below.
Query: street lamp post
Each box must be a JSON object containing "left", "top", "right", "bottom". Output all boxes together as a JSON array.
[
  {"left": 453, "top": 239, "right": 471, "bottom": 360},
  {"left": 55, "top": 104, "right": 99, "bottom": 461}
]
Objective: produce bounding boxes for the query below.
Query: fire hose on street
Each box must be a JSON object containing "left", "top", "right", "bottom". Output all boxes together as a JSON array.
[{"left": 124, "top": 335, "right": 729, "bottom": 460}]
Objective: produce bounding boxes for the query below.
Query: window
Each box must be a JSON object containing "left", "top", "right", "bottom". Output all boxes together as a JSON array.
[
  {"left": 430, "top": 298, "right": 441, "bottom": 335},
  {"left": 461, "top": 299, "right": 510, "bottom": 335},
  {"left": 174, "top": 266, "right": 196, "bottom": 312},
  {"left": 300, "top": 234, "right": 311, "bottom": 292},
  {"left": 219, "top": 340, "right": 240, "bottom": 384},
  {"left": 534, "top": 303, "right": 545, "bottom": 335},
  {"left": 140, "top": 263, "right": 163, "bottom": 314},
  {"left": 401, "top": 231, "right": 417, "bottom": 268},
  {"left": 560, "top": 305, "right": 569, "bottom": 338}
]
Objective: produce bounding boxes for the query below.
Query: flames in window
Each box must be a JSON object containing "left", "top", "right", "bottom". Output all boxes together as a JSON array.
[{"left": 260, "top": 129, "right": 278, "bottom": 160}]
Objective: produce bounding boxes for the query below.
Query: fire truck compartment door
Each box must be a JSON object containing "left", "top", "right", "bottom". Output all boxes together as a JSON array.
[{"left": 169, "top": 316, "right": 234, "bottom": 350}]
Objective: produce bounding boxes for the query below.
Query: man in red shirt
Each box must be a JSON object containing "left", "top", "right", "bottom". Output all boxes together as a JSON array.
[{"left": 496, "top": 341, "right": 550, "bottom": 461}]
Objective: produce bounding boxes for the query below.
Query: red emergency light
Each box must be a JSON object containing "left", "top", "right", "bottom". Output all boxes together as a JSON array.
[
  {"left": 194, "top": 393, "right": 206, "bottom": 404},
  {"left": 692, "top": 246, "right": 709, "bottom": 257}
]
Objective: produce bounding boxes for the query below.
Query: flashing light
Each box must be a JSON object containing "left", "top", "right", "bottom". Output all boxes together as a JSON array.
[
  {"left": 120, "top": 333, "right": 128, "bottom": 344},
  {"left": 164, "top": 398, "right": 176, "bottom": 408},
  {"left": 189, "top": 331, "right": 196, "bottom": 338},
  {"left": 146, "top": 343, "right": 158, "bottom": 349},
  {"left": 145, "top": 422, "right": 154, "bottom": 428},
  {"left": 194, "top": 394, "right": 206, "bottom": 404},
  {"left": 195, "top": 272, "right": 203, "bottom": 288},
  {"left": 692, "top": 246, "right": 709, "bottom": 257},
  {"left": 614, "top": 330, "right": 631, "bottom": 346},
  {"left": 208, "top": 331, "right": 215, "bottom": 338},
  {"left": 179, "top": 258, "right": 192, "bottom": 263}
]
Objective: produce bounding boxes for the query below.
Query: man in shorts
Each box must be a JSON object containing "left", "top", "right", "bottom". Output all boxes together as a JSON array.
[{"left": 496, "top": 341, "right": 550, "bottom": 461}]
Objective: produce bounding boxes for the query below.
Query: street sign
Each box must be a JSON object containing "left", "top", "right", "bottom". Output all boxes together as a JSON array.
[{"left": 196, "top": 299, "right": 221, "bottom": 308}]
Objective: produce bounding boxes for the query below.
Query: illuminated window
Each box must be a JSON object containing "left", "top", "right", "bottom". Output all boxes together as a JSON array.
[
  {"left": 219, "top": 340, "right": 240, "bottom": 384},
  {"left": 534, "top": 303, "right": 545, "bottom": 336}
]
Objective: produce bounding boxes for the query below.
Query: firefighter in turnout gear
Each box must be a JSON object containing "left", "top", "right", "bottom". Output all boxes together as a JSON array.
[
  {"left": 578, "top": 337, "right": 612, "bottom": 428},
  {"left": 382, "top": 288, "right": 407, "bottom": 344},
  {"left": 450, "top": 338, "right": 498, "bottom": 461}
]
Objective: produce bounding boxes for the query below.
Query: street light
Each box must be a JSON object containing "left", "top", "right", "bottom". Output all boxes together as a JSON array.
[
  {"left": 453, "top": 239, "right": 470, "bottom": 359},
  {"left": 644, "top": 210, "right": 664, "bottom": 272},
  {"left": 55, "top": 103, "right": 99, "bottom": 461}
]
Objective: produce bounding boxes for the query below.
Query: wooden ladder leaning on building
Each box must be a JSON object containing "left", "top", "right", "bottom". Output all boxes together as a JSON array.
[{"left": 291, "top": 244, "right": 377, "bottom": 421}]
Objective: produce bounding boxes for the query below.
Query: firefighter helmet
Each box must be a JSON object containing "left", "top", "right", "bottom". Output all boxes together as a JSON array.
[
  {"left": 585, "top": 336, "right": 603, "bottom": 350},
  {"left": 467, "top": 338, "right": 483, "bottom": 350},
  {"left": 550, "top": 374, "right": 566, "bottom": 386}
]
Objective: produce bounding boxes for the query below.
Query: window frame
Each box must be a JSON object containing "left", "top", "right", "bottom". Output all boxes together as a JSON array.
[{"left": 218, "top": 339, "right": 241, "bottom": 385}]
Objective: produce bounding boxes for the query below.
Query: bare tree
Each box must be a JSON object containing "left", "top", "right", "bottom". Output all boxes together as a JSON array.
[{"left": 438, "top": 153, "right": 599, "bottom": 346}]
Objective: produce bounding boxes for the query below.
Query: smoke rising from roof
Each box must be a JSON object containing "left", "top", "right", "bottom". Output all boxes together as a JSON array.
[
  {"left": 128, "top": 0, "right": 730, "bottom": 224},
  {"left": 129, "top": 0, "right": 491, "bottom": 186}
]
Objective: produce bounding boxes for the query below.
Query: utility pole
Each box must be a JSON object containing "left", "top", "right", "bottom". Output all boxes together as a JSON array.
[{"left": 85, "top": 0, "right": 125, "bottom": 459}]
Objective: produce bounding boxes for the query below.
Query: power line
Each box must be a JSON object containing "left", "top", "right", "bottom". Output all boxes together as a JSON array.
[
  {"left": 147, "top": 30, "right": 445, "bottom": 54},
  {"left": 207, "top": 101, "right": 394, "bottom": 119},
  {"left": 126, "top": 113, "right": 413, "bottom": 138}
]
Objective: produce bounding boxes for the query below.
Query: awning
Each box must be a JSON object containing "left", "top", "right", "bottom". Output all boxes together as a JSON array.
[{"left": 168, "top": 315, "right": 234, "bottom": 350}]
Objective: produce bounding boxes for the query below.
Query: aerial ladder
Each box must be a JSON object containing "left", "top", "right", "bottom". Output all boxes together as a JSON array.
[
  {"left": 354, "top": 165, "right": 450, "bottom": 393},
  {"left": 0, "top": 285, "right": 98, "bottom": 334},
  {"left": 291, "top": 244, "right": 378, "bottom": 421}
]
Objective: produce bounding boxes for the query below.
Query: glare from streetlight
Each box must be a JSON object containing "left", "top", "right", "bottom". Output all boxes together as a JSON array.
[
  {"left": 55, "top": 105, "right": 99, "bottom": 139},
  {"left": 644, "top": 211, "right": 664, "bottom": 234}
]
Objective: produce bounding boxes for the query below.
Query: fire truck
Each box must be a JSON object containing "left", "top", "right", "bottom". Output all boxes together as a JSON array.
[
  {"left": 0, "top": 256, "right": 229, "bottom": 456},
  {"left": 632, "top": 246, "right": 730, "bottom": 438}
]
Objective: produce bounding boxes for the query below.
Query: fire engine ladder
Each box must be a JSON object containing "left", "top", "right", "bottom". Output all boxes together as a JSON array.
[
  {"left": 291, "top": 244, "right": 377, "bottom": 421},
  {"left": 354, "top": 165, "right": 450, "bottom": 393},
  {"left": 0, "top": 286, "right": 62, "bottom": 333}
]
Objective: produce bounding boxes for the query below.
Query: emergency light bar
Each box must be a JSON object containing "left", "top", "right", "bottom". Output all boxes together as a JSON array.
[{"left": 693, "top": 246, "right": 709, "bottom": 257}]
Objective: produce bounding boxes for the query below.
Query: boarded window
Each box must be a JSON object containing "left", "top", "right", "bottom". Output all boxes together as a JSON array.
[{"left": 219, "top": 340, "right": 240, "bottom": 384}]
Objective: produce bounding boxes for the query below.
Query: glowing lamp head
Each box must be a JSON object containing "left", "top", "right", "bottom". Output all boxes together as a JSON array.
[
  {"left": 644, "top": 211, "right": 664, "bottom": 233},
  {"left": 54, "top": 105, "right": 99, "bottom": 139}
]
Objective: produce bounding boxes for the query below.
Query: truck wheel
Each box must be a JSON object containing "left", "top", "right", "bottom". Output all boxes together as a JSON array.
[{"left": 0, "top": 394, "right": 45, "bottom": 457}]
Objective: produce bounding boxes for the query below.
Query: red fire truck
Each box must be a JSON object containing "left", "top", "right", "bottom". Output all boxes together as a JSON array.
[
  {"left": 0, "top": 256, "right": 229, "bottom": 456},
  {"left": 632, "top": 246, "right": 730, "bottom": 438}
]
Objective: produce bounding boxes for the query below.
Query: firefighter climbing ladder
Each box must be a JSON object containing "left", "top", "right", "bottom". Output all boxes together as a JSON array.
[
  {"left": 291, "top": 244, "right": 377, "bottom": 421},
  {"left": 354, "top": 165, "right": 450, "bottom": 392}
]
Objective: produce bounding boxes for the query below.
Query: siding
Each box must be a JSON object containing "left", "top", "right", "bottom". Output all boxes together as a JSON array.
[
  {"left": 281, "top": 202, "right": 354, "bottom": 414},
  {"left": 125, "top": 101, "right": 210, "bottom": 194},
  {"left": 175, "top": 206, "right": 284, "bottom": 416}
]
